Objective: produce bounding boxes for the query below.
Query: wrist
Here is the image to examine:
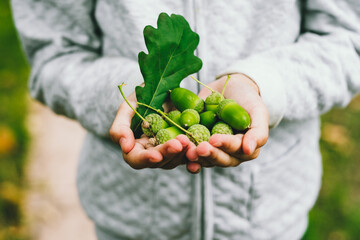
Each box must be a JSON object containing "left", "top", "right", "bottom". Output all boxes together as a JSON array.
[
  {"left": 216, "top": 73, "right": 260, "bottom": 96},
  {"left": 231, "top": 73, "right": 260, "bottom": 95}
]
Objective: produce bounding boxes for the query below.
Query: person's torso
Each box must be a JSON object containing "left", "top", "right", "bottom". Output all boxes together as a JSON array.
[{"left": 77, "top": 1, "right": 322, "bottom": 239}]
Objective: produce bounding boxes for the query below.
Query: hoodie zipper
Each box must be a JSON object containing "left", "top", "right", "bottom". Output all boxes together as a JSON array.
[{"left": 186, "top": 0, "right": 214, "bottom": 239}]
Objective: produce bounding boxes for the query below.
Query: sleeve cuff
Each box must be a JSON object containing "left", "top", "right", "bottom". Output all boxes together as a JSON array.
[{"left": 217, "top": 58, "right": 287, "bottom": 128}]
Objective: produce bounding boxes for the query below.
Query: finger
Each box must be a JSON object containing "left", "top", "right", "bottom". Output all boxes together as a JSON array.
[
  {"left": 196, "top": 142, "right": 241, "bottom": 167},
  {"left": 222, "top": 148, "right": 261, "bottom": 162},
  {"left": 197, "top": 86, "right": 213, "bottom": 100},
  {"left": 208, "top": 134, "right": 260, "bottom": 161},
  {"left": 237, "top": 148, "right": 261, "bottom": 161},
  {"left": 110, "top": 98, "right": 136, "bottom": 137},
  {"left": 136, "top": 135, "right": 153, "bottom": 148},
  {"left": 110, "top": 126, "right": 134, "bottom": 154},
  {"left": 109, "top": 101, "right": 137, "bottom": 154},
  {"left": 159, "top": 135, "right": 191, "bottom": 168},
  {"left": 209, "top": 134, "right": 243, "bottom": 155},
  {"left": 196, "top": 157, "right": 214, "bottom": 168},
  {"left": 124, "top": 143, "right": 163, "bottom": 169},
  {"left": 176, "top": 134, "right": 191, "bottom": 148},
  {"left": 186, "top": 162, "right": 202, "bottom": 174},
  {"left": 152, "top": 139, "right": 183, "bottom": 167},
  {"left": 185, "top": 142, "right": 198, "bottom": 161},
  {"left": 158, "top": 139, "right": 183, "bottom": 155},
  {"left": 242, "top": 102, "right": 269, "bottom": 155},
  {"left": 159, "top": 137, "right": 192, "bottom": 169},
  {"left": 160, "top": 156, "right": 186, "bottom": 169}
]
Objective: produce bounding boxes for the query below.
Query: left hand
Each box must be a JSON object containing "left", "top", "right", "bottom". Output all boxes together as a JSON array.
[
  {"left": 109, "top": 91, "right": 192, "bottom": 170},
  {"left": 186, "top": 73, "right": 269, "bottom": 173}
]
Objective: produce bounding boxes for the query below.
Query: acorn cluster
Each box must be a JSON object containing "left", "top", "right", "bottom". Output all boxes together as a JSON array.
[{"left": 139, "top": 76, "right": 251, "bottom": 146}]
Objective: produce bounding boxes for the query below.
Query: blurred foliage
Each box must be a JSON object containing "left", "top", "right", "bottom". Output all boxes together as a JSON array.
[
  {"left": 303, "top": 95, "right": 360, "bottom": 240},
  {"left": 1, "top": 0, "right": 360, "bottom": 239},
  {"left": 0, "top": 0, "right": 30, "bottom": 239}
]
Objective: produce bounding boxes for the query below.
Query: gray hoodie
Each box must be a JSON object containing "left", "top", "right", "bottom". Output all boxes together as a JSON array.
[{"left": 12, "top": 0, "right": 360, "bottom": 239}]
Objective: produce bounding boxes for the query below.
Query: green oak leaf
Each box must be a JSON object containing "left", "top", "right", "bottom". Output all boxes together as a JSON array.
[{"left": 131, "top": 12, "right": 202, "bottom": 137}]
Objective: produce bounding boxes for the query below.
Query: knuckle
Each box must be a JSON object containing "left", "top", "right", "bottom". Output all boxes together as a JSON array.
[
  {"left": 209, "top": 149, "right": 219, "bottom": 163},
  {"left": 200, "top": 158, "right": 213, "bottom": 168},
  {"left": 220, "top": 159, "right": 232, "bottom": 167},
  {"left": 234, "top": 161, "right": 242, "bottom": 167},
  {"left": 222, "top": 140, "right": 234, "bottom": 150},
  {"left": 109, "top": 126, "right": 116, "bottom": 137},
  {"left": 256, "top": 131, "right": 268, "bottom": 148},
  {"left": 246, "top": 149, "right": 261, "bottom": 160},
  {"left": 109, "top": 129, "right": 119, "bottom": 143},
  {"left": 253, "top": 150, "right": 261, "bottom": 159}
]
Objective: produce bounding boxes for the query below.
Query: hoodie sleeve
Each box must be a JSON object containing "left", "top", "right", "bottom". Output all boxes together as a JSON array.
[
  {"left": 221, "top": 0, "right": 360, "bottom": 127},
  {"left": 11, "top": 0, "right": 143, "bottom": 136}
]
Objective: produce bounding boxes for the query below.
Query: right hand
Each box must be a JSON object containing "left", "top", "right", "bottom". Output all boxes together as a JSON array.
[
  {"left": 109, "top": 92, "right": 192, "bottom": 170},
  {"left": 185, "top": 74, "right": 269, "bottom": 172}
]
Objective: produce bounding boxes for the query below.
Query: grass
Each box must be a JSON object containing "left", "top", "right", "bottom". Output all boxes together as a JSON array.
[
  {"left": 303, "top": 95, "right": 360, "bottom": 240},
  {"left": 0, "top": 1, "right": 30, "bottom": 239}
]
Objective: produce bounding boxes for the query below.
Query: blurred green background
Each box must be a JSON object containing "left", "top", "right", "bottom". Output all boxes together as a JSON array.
[
  {"left": 1, "top": 0, "right": 360, "bottom": 239},
  {"left": 0, "top": 0, "right": 30, "bottom": 239}
]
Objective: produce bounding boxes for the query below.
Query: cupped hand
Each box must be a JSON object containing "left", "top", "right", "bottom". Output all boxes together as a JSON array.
[
  {"left": 109, "top": 92, "right": 192, "bottom": 170},
  {"left": 186, "top": 73, "right": 269, "bottom": 172}
]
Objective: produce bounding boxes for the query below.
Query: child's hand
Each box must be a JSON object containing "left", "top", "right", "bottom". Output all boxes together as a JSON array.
[
  {"left": 186, "top": 74, "right": 269, "bottom": 171},
  {"left": 109, "top": 92, "right": 191, "bottom": 170}
]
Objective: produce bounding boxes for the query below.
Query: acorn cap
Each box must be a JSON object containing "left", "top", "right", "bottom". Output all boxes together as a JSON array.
[
  {"left": 217, "top": 99, "right": 236, "bottom": 117},
  {"left": 211, "top": 121, "right": 233, "bottom": 135},
  {"left": 156, "top": 129, "right": 172, "bottom": 145},
  {"left": 142, "top": 113, "right": 167, "bottom": 137},
  {"left": 167, "top": 110, "right": 181, "bottom": 120},
  {"left": 156, "top": 126, "right": 183, "bottom": 145},
  {"left": 166, "top": 110, "right": 182, "bottom": 126},
  {"left": 205, "top": 92, "right": 224, "bottom": 105},
  {"left": 187, "top": 124, "right": 210, "bottom": 144},
  {"left": 194, "top": 98, "right": 205, "bottom": 113}
]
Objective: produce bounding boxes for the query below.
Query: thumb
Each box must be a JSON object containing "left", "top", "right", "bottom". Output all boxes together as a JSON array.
[
  {"left": 109, "top": 97, "right": 137, "bottom": 153},
  {"left": 242, "top": 101, "right": 269, "bottom": 155},
  {"left": 198, "top": 87, "right": 213, "bottom": 100}
]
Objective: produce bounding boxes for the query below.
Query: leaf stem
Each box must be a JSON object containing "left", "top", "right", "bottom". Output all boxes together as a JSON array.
[
  {"left": 221, "top": 75, "right": 231, "bottom": 97},
  {"left": 118, "top": 83, "right": 146, "bottom": 122},
  {"left": 191, "top": 75, "right": 215, "bottom": 93},
  {"left": 137, "top": 102, "right": 200, "bottom": 145}
]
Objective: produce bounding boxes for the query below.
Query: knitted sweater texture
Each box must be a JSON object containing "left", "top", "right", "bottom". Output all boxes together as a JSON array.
[{"left": 12, "top": 0, "right": 360, "bottom": 239}]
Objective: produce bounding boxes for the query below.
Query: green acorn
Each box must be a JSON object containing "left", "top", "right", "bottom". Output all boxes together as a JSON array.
[
  {"left": 200, "top": 111, "right": 217, "bottom": 129},
  {"left": 142, "top": 113, "right": 169, "bottom": 137},
  {"left": 170, "top": 88, "right": 204, "bottom": 112},
  {"left": 167, "top": 110, "right": 181, "bottom": 126},
  {"left": 205, "top": 92, "right": 224, "bottom": 112},
  {"left": 156, "top": 126, "right": 183, "bottom": 145},
  {"left": 187, "top": 124, "right": 210, "bottom": 144},
  {"left": 217, "top": 99, "right": 250, "bottom": 131},
  {"left": 190, "top": 75, "right": 230, "bottom": 112},
  {"left": 205, "top": 92, "right": 224, "bottom": 105},
  {"left": 211, "top": 121, "right": 233, "bottom": 135},
  {"left": 180, "top": 109, "right": 200, "bottom": 128}
]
